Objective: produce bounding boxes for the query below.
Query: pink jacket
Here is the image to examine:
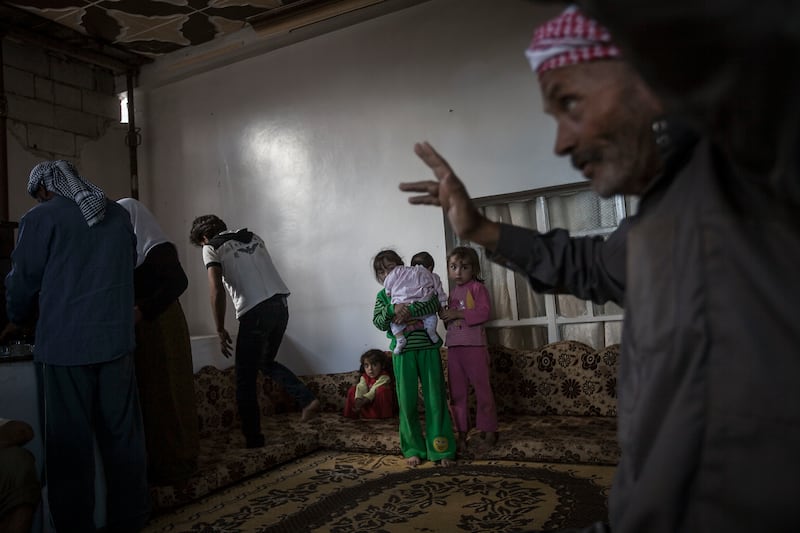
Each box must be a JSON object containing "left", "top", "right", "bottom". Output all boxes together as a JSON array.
[{"left": 445, "top": 280, "right": 490, "bottom": 346}]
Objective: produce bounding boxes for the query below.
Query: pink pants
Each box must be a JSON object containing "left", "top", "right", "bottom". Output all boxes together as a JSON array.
[{"left": 447, "top": 345, "right": 497, "bottom": 433}]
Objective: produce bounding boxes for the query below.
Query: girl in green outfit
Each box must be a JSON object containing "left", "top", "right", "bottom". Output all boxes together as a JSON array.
[{"left": 372, "top": 250, "right": 456, "bottom": 467}]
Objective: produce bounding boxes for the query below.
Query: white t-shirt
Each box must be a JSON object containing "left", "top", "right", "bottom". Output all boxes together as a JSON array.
[{"left": 202, "top": 230, "right": 290, "bottom": 318}]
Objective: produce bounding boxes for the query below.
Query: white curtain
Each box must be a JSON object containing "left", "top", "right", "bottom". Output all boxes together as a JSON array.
[{"left": 472, "top": 191, "right": 624, "bottom": 350}]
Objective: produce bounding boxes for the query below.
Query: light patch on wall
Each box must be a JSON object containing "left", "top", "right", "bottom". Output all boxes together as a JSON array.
[
  {"left": 119, "top": 92, "right": 129, "bottom": 124},
  {"left": 244, "top": 124, "right": 312, "bottom": 210}
]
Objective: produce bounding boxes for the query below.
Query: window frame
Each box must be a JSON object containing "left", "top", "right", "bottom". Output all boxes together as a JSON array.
[{"left": 444, "top": 182, "right": 631, "bottom": 348}]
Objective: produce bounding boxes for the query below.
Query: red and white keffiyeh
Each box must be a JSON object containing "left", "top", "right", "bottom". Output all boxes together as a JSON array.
[{"left": 525, "top": 5, "right": 620, "bottom": 75}]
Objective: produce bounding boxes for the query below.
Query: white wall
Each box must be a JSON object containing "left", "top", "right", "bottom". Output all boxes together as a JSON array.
[{"left": 138, "top": 0, "right": 585, "bottom": 375}]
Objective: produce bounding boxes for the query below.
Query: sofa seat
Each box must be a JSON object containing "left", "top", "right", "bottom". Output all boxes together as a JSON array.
[
  {"left": 150, "top": 415, "right": 318, "bottom": 510},
  {"left": 150, "top": 341, "right": 621, "bottom": 512},
  {"left": 478, "top": 414, "right": 618, "bottom": 464},
  {"left": 314, "top": 414, "right": 399, "bottom": 454},
  {"left": 314, "top": 412, "right": 617, "bottom": 465}
]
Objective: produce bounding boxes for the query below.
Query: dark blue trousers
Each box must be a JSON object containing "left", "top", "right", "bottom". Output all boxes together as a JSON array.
[
  {"left": 39, "top": 354, "right": 150, "bottom": 532},
  {"left": 235, "top": 295, "right": 315, "bottom": 442}
]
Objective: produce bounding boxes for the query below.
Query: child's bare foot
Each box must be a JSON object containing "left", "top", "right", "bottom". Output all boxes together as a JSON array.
[
  {"left": 438, "top": 457, "right": 457, "bottom": 467},
  {"left": 301, "top": 399, "right": 320, "bottom": 422},
  {"left": 405, "top": 455, "right": 422, "bottom": 468}
]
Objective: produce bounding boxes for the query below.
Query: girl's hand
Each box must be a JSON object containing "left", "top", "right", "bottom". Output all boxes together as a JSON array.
[
  {"left": 393, "top": 303, "right": 411, "bottom": 324},
  {"left": 440, "top": 308, "right": 462, "bottom": 322}
]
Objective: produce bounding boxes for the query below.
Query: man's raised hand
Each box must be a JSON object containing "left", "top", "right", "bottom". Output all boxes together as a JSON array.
[{"left": 400, "top": 141, "right": 500, "bottom": 249}]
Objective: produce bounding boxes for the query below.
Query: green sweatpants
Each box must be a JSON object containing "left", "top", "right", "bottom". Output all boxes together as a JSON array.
[{"left": 393, "top": 346, "right": 456, "bottom": 461}]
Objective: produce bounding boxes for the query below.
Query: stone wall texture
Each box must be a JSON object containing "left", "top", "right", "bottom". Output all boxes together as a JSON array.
[{"left": 3, "top": 38, "right": 121, "bottom": 159}]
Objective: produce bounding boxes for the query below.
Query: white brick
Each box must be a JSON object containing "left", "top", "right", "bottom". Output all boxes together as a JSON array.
[
  {"left": 97, "top": 116, "right": 119, "bottom": 137},
  {"left": 54, "top": 107, "right": 98, "bottom": 137},
  {"left": 54, "top": 82, "right": 82, "bottom": 110},
  {"left": 3, "top": 40, "right": 48, "bottom": 77},
  {"left": 6, "top": 94, "right": 55, "bottom": 127},
  {"left": 82, "top": 90, "right": 121, "bottom": 121},
  {"left": 94, "top": 69, "right": 116, "bottom": 95},
  {"left": 74, "top": 134, "right": 91, "bottom": 156},
  {"left": 28, "top": 124, "right": 75, "bottom": 157},
  {"left": 4, "top": 66, "right": 35, "bottom": 98},
  {"left": 7, "top": 121, "right": 27, "bottom": 147},
  {"left": 35, "top": 77, "right": 54, "bottom": 102},
  {"left": 49, "top": 58, "right": 94, "bottom": 90}
]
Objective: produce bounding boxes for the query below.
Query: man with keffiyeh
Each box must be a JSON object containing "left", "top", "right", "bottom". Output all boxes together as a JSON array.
[
  {"left": 3, "top": 161, "right": 150, "bottom": 531},
  {"left": 401, "top": 3, "right": 800, "bottom": 532}
]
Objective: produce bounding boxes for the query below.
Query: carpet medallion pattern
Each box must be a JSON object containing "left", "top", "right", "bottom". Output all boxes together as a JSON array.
[{"left": 144, "top": 452, "right": 613, "bottom": 532}]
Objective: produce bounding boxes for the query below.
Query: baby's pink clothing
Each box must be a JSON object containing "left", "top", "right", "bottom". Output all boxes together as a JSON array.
[{"left": 384, "top": 265, "right": 447, "bottom": 306}]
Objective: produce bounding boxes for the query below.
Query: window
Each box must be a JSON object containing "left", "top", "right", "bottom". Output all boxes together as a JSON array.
[
  {"left": 119, "top": 92, "right": 129, "bottom": 124},
  {"left": 446, "top": 184, "right": 636, "bottom": 351}
]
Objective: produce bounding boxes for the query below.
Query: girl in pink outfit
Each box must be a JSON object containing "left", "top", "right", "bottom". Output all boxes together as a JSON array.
[{"left": 441, "top": 246, "right": 498, "bottom": 452}]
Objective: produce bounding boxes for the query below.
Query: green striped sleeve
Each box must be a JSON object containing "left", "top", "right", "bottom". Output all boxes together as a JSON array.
[
  {"left": 373, "top": 289, "right": 393, "bottom": 331},
  {"left": 408, "top": 295, "right": 440, "bottom": 318}
]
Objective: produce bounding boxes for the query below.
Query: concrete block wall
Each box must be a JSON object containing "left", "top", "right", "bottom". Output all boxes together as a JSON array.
[{"left": 3, "top": 38, "right": 122, "bottom": 160}]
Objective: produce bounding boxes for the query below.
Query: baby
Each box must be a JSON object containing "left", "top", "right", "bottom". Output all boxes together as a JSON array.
[{"left": 384, "top": 258, "right": 447, "bottom": 354}]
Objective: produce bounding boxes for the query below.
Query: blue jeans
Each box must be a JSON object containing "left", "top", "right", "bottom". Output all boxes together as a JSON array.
[{"left": 235, "top": 295, "right": 315, "bottom": 440}]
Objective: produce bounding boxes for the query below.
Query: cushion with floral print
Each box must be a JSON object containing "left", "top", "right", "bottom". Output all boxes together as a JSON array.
[{"left": 489, "top": 341, "right": 619, "bottom": 417}]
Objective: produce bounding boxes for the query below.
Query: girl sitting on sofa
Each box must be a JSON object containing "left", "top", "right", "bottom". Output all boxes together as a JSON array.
[{"left": 343, "top": 349, "right": 396, "bottom": 419}]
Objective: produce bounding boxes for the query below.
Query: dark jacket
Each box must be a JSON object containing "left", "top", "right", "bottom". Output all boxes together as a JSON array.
[
  {"left": 6, "top": 196, "right": 137, "bottom": 365},
  {"left": 493, "top": 1, "right": 800, "bottom": 528},
  {"left": 580, "top": 2, "right": 800, "bottom": 530},
  {"left": 494, "top": 123, "right": 800, "bottom": 533}
]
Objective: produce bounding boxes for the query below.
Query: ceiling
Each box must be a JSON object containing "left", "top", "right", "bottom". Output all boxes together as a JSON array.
[{"left": 0, "top": 0, "right": 395, "bottom": 71}]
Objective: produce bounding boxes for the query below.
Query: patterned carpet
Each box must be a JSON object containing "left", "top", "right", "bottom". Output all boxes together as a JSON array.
[{"left": 143, "top": 451, "right": 614, "bottom": 532}]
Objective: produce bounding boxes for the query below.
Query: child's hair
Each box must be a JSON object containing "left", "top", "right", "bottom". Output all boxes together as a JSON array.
[
  {"left": 372, "top": 249, "right": 404, "bottom": 282},
  {"left": 410, "top": 251, "right": 435, "bottom": 270},
  {"left": 190, "top": 214, "right": 227, "bottom": 246},
  {"left": 447, "top": 246, "right": 484, "bottom": 282},
  {"left": 359, "top": 349, "right": 391, "bottom": 376}
]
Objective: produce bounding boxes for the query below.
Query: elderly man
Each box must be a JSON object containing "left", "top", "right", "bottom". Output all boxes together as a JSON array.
[
  {"left": 401, "top": 4, "right": 800, "bottom": 533},
  {"left": 3, "top": 161, "right": 150, "bottom": 531}
]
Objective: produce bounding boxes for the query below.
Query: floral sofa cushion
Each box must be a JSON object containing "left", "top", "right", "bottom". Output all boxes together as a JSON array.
[
  {"left": 489, "top": 341, "right": 619, "bottom": 417},
  {"left": 301, "top": 369, "right": 361, "bottom": 414},
  {"left": 194, "top": 365, "right": 310, "bottom": 435},
  {"left": 194, "top": 365, "right": 237, "bottom": 435}
]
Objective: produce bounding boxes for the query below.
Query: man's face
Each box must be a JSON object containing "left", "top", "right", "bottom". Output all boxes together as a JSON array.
[
  {"left": 35, "top": 187, "right": 55, "bottom": 203},
  {"left": 539, "top": 60, "right": 664, "bottom": 197}
]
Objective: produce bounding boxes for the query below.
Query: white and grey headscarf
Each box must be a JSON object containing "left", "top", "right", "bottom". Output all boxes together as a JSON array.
[
  {"left": 117, "top": 197, "right": 170, "bottom": 267},
  {"left": 27, "top": 160, "right": 106, "bottom": 226}
]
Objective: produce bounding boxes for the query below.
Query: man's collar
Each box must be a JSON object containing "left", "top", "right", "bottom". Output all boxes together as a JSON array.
[{"left": 639, "top": 114, "right": 701, "bottom": 200}]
